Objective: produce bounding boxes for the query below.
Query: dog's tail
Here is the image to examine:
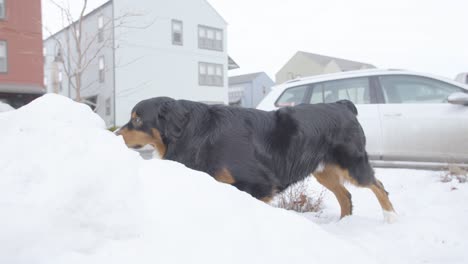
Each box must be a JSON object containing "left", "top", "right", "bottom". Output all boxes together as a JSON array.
[{"left": 336, "top": 100, "right": 358, "bottom": 115}]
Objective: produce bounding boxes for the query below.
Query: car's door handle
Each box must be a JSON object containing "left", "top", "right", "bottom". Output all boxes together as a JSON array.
[{"left": 383, "top": 113, "right": 402, "bottom": 117}]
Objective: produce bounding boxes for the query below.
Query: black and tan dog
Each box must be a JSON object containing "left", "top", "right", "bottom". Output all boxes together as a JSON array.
[{"left": 116, "top": 97, "right": 396, "bottom": 222}]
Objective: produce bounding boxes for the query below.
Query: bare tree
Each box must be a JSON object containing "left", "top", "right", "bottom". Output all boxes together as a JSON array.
[{"left": 45, "top": 0, "right": 148, "bottom": 110}]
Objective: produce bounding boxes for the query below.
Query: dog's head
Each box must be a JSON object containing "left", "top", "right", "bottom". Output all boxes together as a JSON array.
[{"left": 116, "top": 97, "right": 190, "bottom": 157}]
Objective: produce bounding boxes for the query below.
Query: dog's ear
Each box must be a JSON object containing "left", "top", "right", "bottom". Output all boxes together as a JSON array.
[{"left": 158, "top": 100, "right": 189, "bottom": 140}]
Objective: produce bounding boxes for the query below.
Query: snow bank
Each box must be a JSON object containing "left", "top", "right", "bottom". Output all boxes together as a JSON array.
[
  {"left": 0, "top": 94, "right": 374, "bottom": 264},
  {"left": 0, "top": 101, "right": 14, "bottom": 112}
]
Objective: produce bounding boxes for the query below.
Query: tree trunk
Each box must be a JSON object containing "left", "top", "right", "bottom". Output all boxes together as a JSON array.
[{"left": 75, "top": 71, "right": 82, "bottom": 102}]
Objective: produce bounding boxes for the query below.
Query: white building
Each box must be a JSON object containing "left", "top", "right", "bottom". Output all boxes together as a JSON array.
[{"left": 44, "top": 0, "right": 230, "bottom": 127}]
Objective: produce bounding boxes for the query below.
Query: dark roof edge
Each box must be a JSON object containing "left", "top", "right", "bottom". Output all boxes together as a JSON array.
[{"left": 0, "top": 83, "right": 46, "bottom": 94}]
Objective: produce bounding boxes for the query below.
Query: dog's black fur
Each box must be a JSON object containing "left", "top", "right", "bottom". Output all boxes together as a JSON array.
[{"left": 119, "top": 97, "right": 377, "bottom": 201}]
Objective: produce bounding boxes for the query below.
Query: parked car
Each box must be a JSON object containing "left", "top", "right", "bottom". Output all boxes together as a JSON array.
[{"left": 257, "top": 69, "right": 468, "bottom": 169}]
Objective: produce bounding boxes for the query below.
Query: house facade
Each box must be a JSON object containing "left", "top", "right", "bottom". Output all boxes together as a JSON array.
[
  {"left": 44, "top": 0, "right": 229, "bottom": 127},
  {"left": 276, "top": 51, "right": 375, "bottom": 84},
  {"left": 0, "top": 0, "right": 45, "bottom": 108},
  {"left": 228, "top": 72, "right": 274, "bottom": 108}
]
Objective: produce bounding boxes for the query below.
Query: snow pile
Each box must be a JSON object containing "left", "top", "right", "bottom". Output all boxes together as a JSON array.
[
  {"left": 0, "top": 101, "right": 14, "bottom": 112},
  {"left": 0, "top": 94, "right": 374, "bottom": 264}
]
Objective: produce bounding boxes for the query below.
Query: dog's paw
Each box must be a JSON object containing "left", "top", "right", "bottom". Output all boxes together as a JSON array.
[{"left": 383, "top": 210, "right": 398, "bottom": 224}]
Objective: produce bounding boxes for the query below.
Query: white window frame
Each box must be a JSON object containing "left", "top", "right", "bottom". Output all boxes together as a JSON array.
[
  {"left": 105, "top": 97, "right": 111, "bottom": 116},
  {"left": 58, "top": 70, "right": 63, "bottom": 91},
  {"left": 98, "top": 56, "right": 105, "bottom": 83},
  {"left": 198, "top": 25, "right": 223, "bottom": 51},
  {"left": 199, "top": 62, "right": 224, "bottom": 87},
  {"left": 172, "top": 19, "right": 183, "bottom": 45},
  {"left": 98, "top": 15, "right": 104, "bottom": 42},
  {"left": 0, "top": 0, "right": 5, "bottom": 20},
  {"left": 0, "top": 40, "right": 7, "bottom": 73}
]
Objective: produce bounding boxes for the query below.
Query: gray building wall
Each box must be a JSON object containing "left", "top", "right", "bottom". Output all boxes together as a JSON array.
[
  {"left": 229, "top": 72, "right": 274, "bottom": 108},
  {"left": 44, "top": 1, "right": 115, "bottom": 127}
]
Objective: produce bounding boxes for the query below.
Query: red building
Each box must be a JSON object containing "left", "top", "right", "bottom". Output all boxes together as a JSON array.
[{"left": 0, "top": 0, "right": 45, "bottom": 109}]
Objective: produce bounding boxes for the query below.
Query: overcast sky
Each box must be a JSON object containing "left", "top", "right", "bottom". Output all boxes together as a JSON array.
[{"left": 42, "top": 0, "right": 468, "bottom": 80}]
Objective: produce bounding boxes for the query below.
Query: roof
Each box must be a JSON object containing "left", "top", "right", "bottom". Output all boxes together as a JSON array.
[
  {"left": 44, "top": 0, "right": 113, "bottom": 41},
  {"left": 228, "top": 56, "right": 240, "bottom": 70},
  {"left": 297, "top": 51, "right": 376, "bottom": 70},
  {"left": 229, "top": 72, "right": 264, "bottom": 85},
  {"left": 0, "top": 83, "right": 46, "bottom": 94},
  {"left": 204, "top": 0, "right": 228, "bottom": 25}
]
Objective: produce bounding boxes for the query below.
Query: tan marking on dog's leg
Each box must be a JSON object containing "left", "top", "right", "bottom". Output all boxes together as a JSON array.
[
  {"left": 369, "top": 180, "right": 397, "bottom": 223},
  {"left": 214, "top": 168, "right": 236, "bottom": 184},
  {"left": 369, "top": 180, "right": 395, "bottom": 211},
  {"left": 313, "top": 164, "right": 352, "bottom": 218}
]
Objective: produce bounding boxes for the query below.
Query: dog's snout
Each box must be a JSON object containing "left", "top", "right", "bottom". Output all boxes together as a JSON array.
[{"left": 114, "top": 126, "right": 126, "bottom": 136}]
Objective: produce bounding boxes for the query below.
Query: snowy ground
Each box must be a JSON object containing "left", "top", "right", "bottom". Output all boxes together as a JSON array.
[
  {"left": 0, "top": 94, "right": 467, "bottom": 264},
  {"left": 0, "top": 101, "right": 14, "bottom": 112}
]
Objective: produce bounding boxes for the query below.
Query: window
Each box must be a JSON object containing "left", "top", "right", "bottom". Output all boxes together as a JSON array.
[
  {"left": 105, "top": 98, "right": 111, "bottom": 116},
  {"left": 379, "top": 75, "right": 463, "bottom": 104},
  {"left": 55, "top": 47, "right": 63, "bottom": 62},
  {"left": 0, "top": 40, "right": 7, "bottom": 73},
  {"left": 199, "top": 62, "right": 223, "bottom": 86},
  {"left": 84, "top": 96, "right": 97, "bottom": 111},
  {"left": 275, "top": 85, "right": 309, "bottom": 107},
  {"left": 98, "top": 56, "right": 105, "bottom": 83},
  {"left": 43, "top": 47, "right": 47, "bottom": 63},
  {"left": 0, "top": 0, "right": 5, "bottom": 19},
  {"left": 57, "top": 70, "right": 63, "bottom": 91},
  {"left": 309, "top": 78, "right": 371, "bottom": 104},
  {"left": 198, "top": 25, "right": 223, "bottom": 51},
  {"left": 98, "top": 15, "right": 104, "bottom": 42},
  {"left": 172, "top": 20, "right": 183, "bottom": 45}
]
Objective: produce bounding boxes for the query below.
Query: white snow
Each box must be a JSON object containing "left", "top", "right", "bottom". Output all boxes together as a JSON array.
[
  {"left": 0, "top": 94, "right": 467, "bottom": 264},
  {"left": 0, "top": 101, "right": 14, "bottom": 112},
  {"left": 304, "top": 168, "right": 468, "bottom": 264}
]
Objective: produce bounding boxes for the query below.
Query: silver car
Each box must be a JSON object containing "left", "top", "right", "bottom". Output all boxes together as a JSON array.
[{"left": 257, "top": 69, "right": 468, "bottom": 169}]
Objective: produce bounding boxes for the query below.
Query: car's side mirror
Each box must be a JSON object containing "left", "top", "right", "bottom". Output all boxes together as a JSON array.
[{"left": 448, "top": 92, "right": 468, "bottom": 106}]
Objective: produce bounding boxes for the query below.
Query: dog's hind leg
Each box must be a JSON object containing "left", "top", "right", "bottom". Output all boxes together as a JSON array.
[
  {"left": 347, "top": 165, "right": 397, "bottom": 223},
  {"left": 344, "top": 157, "right": 397, "bottom": 223},
  {"left": 313, "top": 164, "right": 353, "bottom": 218},
  {"left": 368, "top": 179, "right": 397, "bottom": 223}
]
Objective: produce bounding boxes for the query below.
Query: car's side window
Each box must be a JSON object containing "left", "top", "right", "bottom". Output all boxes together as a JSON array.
[
  {"left": 379, "top": 75, "right": 463, "bottom": 104},
  {"left": 309, "top": 77, "right": 371, "bottom": 104},
  {"left": 275, "top": 85, "right": 309, "bottom": 107}
]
